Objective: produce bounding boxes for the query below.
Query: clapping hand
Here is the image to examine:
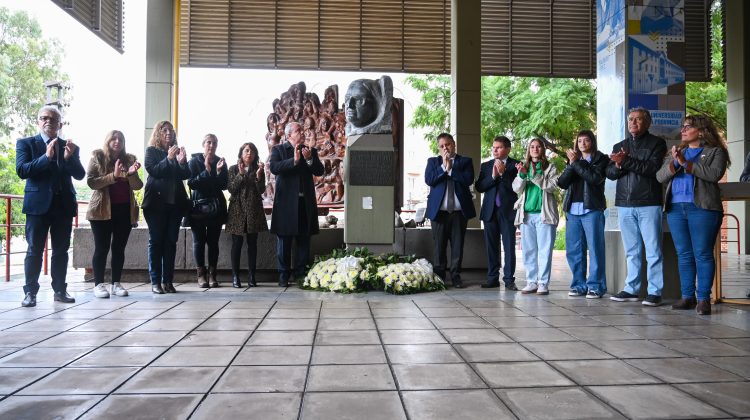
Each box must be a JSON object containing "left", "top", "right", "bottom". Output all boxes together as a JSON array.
[
  {"left": 671, "top": 146, "right": 685, "bottom": 166},
  {"left": 301, "top": 146, "right": 312, "bottom": 160},
  {"left": 167, "top": 145, "right": 179, "bottom": 160},
  {"left": 237, "top": 159, "right": 246, "bottom": 175},
  {"left": 46, "top": 138, "right": 57, "bottom": 160},
  {"left": 515, "top": 162, "right": 528, "bottom": 175},
  {"left": 217, "top": 157, "right": 225, "bottom": 173},
  {"left": 114, "top": 159, "right": 123, "bottom": 178},
  {"left": 609, "top": 147, "right": 627, "bottom": 168},
  {"left": 127, "top": 160, "right": 141, "bottom": 176},
  {"left": 256, "top": 161, "right": 265, "bottom": 178},
  {"left": 442, "top": 150, "right": 452, "bottom": 171},
  {"left": 493, "top": 159, "right": 505, "bottom": 178},
  {"left": 63, "top": 140, "right": 78, "bottom": 161},
  {"left": 177, "top": 147, "right": 187, "bottom": 164},
  {"left": 566, "top": 149, "right": 579, "bottom": 163}
]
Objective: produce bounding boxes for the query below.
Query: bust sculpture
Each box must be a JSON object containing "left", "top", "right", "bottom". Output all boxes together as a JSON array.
[{"left": 343, "top": 75, "right": 393, "bottom": 136}]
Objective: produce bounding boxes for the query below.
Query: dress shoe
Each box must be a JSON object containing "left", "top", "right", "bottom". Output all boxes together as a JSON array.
[
  {"left": 505, "top": 283, "right": 519, "bottom": 291},
  {"left": 163, "top": 283, "right": 177, "bottom": 293},
  {"left": 480, "top": 282, "right": 500, "bottom": 288},
  {"left": 53, "top": 291, "right": 75, "bottom": 303},
  {"left": 21, "top": 292, "right": 36, "bottom": 307},
  {"left": 248, "top": 273, "right": 257, "bottom": 287},
  {"left": 672, "top": 297, "right": 697, "bottom": 310},
  {"left": 151, "top": 284, "right": 164, "bottom": 294},
  {"left": 279, "top": 275, "right": 289, "bottom": 287},
  {"left": 696, "top": 299, "right": 711, "bottom": 315},
  {"left": 232, "top": 275, "right": 242, "bottom": 288},
  {"left": 452, "top": 281, "right": 463, "bottom": 289}
]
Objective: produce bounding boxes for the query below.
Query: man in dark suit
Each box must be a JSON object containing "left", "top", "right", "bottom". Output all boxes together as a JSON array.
[
  {"left": 16, "top": 105, "right": 85, "bottom": 307},
  {"left": 475, "top": 136, "right": 519, "bottom": 290},
  {"left": 270, "top": 122, "right": 325, "bottom": 287},
  {"left": 424, "top": 133, "right": 476, "bottom": 288}
]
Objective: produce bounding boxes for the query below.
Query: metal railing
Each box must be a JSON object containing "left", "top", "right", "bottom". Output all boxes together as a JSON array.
[{"left": 1, "top": 194, "right": 88, "bottom": 282}]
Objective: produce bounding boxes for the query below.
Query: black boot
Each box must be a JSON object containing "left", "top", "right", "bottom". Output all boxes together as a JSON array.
[
  {"left": 232, "top": 272, "right": 242, "bottom": 288},
  {"left": 248, "top": 271, "right": 257, "bottom": 287},
  {"left": 197, "top": 267, "right": 208, "bottom": 288},
  {"left": 209, "top": 266, "right": 219, "bottom": 288}
]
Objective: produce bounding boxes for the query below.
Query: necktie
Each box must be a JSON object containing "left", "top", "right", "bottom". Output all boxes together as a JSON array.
[
  {"left": 495, "top": 188, "right": 501, "bottom": 207},
  {"left": 446, "top": 178, "right": 455, "bottom": 212}
]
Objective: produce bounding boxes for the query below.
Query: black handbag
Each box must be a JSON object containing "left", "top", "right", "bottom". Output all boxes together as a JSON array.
[{"left": 189, "top": 197, "right": 220, "bottom": 220}]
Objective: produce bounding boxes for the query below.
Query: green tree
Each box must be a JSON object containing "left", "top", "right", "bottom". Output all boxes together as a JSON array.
[
  {"left": 0, "top": 7, "right": 68, "bottom": 245},
  {"left": 685, "top": 1, "right": 726, "bottom": 130},
  {"left": 406, "top": 75, "right": 596, "bottom": 162}
]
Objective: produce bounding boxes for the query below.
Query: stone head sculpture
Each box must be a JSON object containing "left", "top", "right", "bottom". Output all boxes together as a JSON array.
[{"left": 343, "top": 75, "right": 393, "bottom": 136}]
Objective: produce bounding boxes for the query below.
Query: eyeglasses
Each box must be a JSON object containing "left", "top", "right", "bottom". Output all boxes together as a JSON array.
[
  {"left": 38, "top": 116, "right": 60, "bottom": 123},
  {"left": 627, "top": 116, "right": 646, "bottom": 122},
  {"left": 680, "top": 124, "right": 695, "bottom": 131}
]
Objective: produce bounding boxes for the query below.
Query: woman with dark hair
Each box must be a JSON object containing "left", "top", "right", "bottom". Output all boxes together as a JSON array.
[
  {"left": 513, "top": 138, "right": 560, "bottom": 295},
  {"left": 657, "top": 115, "right": 729, "bottom": 315},
  {"left": 226, "top": 142, "right": 268, "bottom": 287},
  {"left": 187, "top": 134, "right": 228, "bottom": 288},
  {"left": 86, "top": 130, "right": 143, "bottom": 298},
  {"left": 557, "top": 130, "right": 610, "bottom": 298},
  {"left": 142, "top": 120, "right": 191, "bottom": 294}
]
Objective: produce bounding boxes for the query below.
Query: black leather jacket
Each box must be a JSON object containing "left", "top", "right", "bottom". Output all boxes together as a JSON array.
[
  {"left": 558, "top": 150, "right": 609, "bottom": 212},
  {"left": 187, "top": 153, "right": 228, "bottom": 224},
  {"left": 605, "top": 131, "right": 667, "bottom": 207},
  {"left": 142, "top": 146, "right": 191, "bottom": 210}
]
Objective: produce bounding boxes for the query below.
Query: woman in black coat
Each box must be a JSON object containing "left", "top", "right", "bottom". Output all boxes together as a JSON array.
[
  {"left": 187, "top": 134, "right": 228, "bottom": 288},
  {"left": 142, "top": 120, "right": 191, "bottom": 294}
]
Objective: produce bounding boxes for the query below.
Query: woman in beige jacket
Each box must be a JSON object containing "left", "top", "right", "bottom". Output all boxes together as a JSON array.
[
  {"left": 86, "top": 130, "right": 143, "bottom": 298},
  {"left": 512, "top": 138, "right": 560, "bottom": 295}
]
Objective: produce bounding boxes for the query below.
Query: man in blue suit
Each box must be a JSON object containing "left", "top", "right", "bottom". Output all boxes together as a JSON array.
[
  {"left": 475, "top": 136, "right": 519, "bottom": 290},
  {"left": 425, "top": 133, "right": 476, "bottom": 288},
  {"left": 16, "top": 106, "right": 85, "bottom": 307}
]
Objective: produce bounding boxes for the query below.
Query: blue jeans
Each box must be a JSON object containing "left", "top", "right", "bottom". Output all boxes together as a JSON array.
[
  {"left": 521, "top": 213, "right": 556, "bottom": 286},
  {"left": 144, "top": 205, "right": 183, "bottom": 285},
  {"left": 666, "top": 202, "right": 722, "bottom": 301},
  {"left": 618, "top": 206, "right": 664, "bottom": 296},
  {"left": 566, "top": 210, "right": 606, "bottom": 295}
]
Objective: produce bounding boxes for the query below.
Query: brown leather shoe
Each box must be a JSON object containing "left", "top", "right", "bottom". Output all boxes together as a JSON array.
[
  {"left": 197, "top": 267, "right": 208, "bottom": 288},
  {"left": 671, "top": 297, "right": 697, "bottom": 310},
  {"left": 696, "top": 300, "right": 711, "bottom": 315}
]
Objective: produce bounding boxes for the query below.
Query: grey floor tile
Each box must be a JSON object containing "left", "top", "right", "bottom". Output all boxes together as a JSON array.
[
  {"left": 213, "top": 365, "right": 307, "bottom": 392},
  {"left": 311, "top": 345, "right": 385, "bottom": 365},
  {"left": 34, "top": 331, "right": 122, "bottom": 347},
  {"left": 588, "top": 384, "right": 729, "bottom": 419},
  {"left": 455, "top": 343, "right": 539, "bottom": 362},
  {"left": 156, "top": 309, "right": 217, "bottom": 319},
  {"left": 273, "top": 300, "right": 322, "bottom": 309},
  {"left": 0, "top": 395, "right": 103, "bottom": 419},
  {"left": 534, "top": 315, "right": 605, "bottom": 327},
  {"left": 71, "top": 319, "right": 146, "bottom": 332},
  {"left": 70, "top": 346, "right": 165, "bottom": 367},
  {"left": 412, "top": 298, "right": 463, "bottom": 308},
  {"left": 133, "top": 318, "right": 204, "bottom": 331},
  {"left": 432, "top": 317, "right": 492, "bottom": 329},
  {"left": 372, "top": 307, "right": 425, "bottom": 318},
  {"left": 117, "top": 366, "right": 224, "bottom": 393},
  {"left": 322, "top": 301, "right": 371, "bottom": 309},
  {"left": 441, "top": 328, "right": 511, "bottom": 344},
  {"left": 375, "top": 317, "right": 436, "bottom": 330},
  {"left": 517, "top": 306, "right": 578, "bottom": 316},
  {"left": 81, "top": 394, "right": 203, "bottom": 420},
  {"left": 211, "top": 308, "right": 270, "bottom": 318},
  {"left": 523, "top": 341, "right": 614, "bottom": 360},
  {"left": 307, "top": 364, "right": 395, "bottom": 391},
  {"left": 589, "top": 314, "right": 662, "bottom": 326},
  {"left": 235, "top": 345, "right": 312, "bottom": 365},
  {"left": 18, "top": 367, "right": 138, "bottom": 395},
  {"left": 0, "top": 331, "right": 61, "bottom": 347},
  {"left": 483, "top": 316, "right": 550, "bottom": 328},
  {"left": 551, "top": 360, "right": 661, "bottom": 385},
  {"left": 676, "top": 324, "right": 750, "bottom": 338},
  {"left": 495, "top": 387, "right": 624, "bottom": 420},
  {"left": 266, "top": 308, "right": 320, "bottom": 318},
  {"left": 500, "top": 327, "right": 575, "bottom": 342},
  {"left": 700, "top": 356, "right": 750, "bottom": 379},
  {"left": 197, "top": 318, "right": 261, "bottom": 331},
  {"left": 0, "top": 348, "right": 18, "bottom": 359},
  {"left": 99, "top": 309, "right": 166, "bottom": 320},
  {"left": 393, "top": 363, "right": 485, "bottom": 390},
  {"left": 676, "top": 382, "right": 750, "bottom": 417},
  {"left": 7, "top": 318, "right": 87, "bottom": 331},
  {"left": 560, "top": 326, "right": 641, "bottom": 341},
  {"left": 617, "top": 325, "right": 704, "bottom": 339},
  {"left": 653, "top": 338, "right": 749, "bottom": 357},
  {"left": 386, "top": 344, "right": 463, "bottom": 364},
  {"left": 152, "top": 345, "right": 239, "bottom": 366},
  {"left": 403, "top": 389, "right": 515, "bottom": 420},
  {"left": 319, "top": 308, "right": 372, "bottom": 318},
  {"left": 0, "top": 347, "right": 93, "bottom": 367},
  {"left": 315, "top": 330, "right": 380, "bottom": 345},
  {"left": 626, "top": 358, "right": 743, "bottom": 383},
  {"left": 587, "top": 339, "right": 686, "bottom": 358},
  {"left": 223, "top": 301, "right": 276, "bottom": 309},
  {"left": 421, "top": 307, "right": 476, "bottom": 317},
  {"left": 317, "top": 318, "right": 376, "bottom": 330},
  {"left": 473, "top": 362, "right": 574, "bottom": 388},
  {"left": 381, "top": 329, "right": 447, "bottom": 345},
  {"left": 191, "top": 393, "right": 301, "bottom": 420},
  {"left": 176, "top": 330, "right": 252, "bottom": 346},
  {"left": 301, "top": 391, "right": 406, "bottom": 420},
  {"left": 106, "top": 331, "right": 188, "bottom": 347},
  {"left": 257, "top": 318, "right": 318, "bottom": 330},
  {"left": 471, "top": 307, "right": 528, "bottom": 317},
  {"left": 0, "top": 367, "right": 55, "bottom": 394},
  {"left": 247, "top": 330, "right": 315, "bottom": 346},
  {"left": 720, "top": 337, "right": 750, "bottom": 351}
]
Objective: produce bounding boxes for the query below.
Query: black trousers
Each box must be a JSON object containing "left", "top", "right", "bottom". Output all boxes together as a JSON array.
[
  {"left": 231, "top": 233, "right": 258, "bottom": 274},
  {"left": 276, "top": 197, "right": 311, "bottom": 279},
  {"left": 430, "top": 210, "right": 468, "bottom": 282},
  {"left": 191, "top": 221, "right": 222, "bottom": 267},
  {"left": 23, "top": 194, "right": 72, "bottom": 295},
  {"left": 90, "top": 203, "right": 132, "bottom": 285},
  {"left": 483, "top": 207, "right": 517, "bottom": 285}
]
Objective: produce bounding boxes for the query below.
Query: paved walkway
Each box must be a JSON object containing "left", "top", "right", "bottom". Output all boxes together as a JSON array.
[{"left": 0, "top": 253, "right": 749, "bottom": 419}]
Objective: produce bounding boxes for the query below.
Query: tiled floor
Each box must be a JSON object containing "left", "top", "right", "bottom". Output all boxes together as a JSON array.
[{"left": 0, "top": 256, "right": 749, "bottom": 419}]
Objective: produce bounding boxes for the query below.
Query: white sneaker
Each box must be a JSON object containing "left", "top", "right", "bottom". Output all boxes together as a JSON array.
[
  {"left": 536, "top": 284, "right": 549, "bottom": 295},
  {"left": 93, "top": 283, "right": 110, "bottom": 298},
  {"left": 568, "top": 290, "right": 586, "bottom": 297},
  {"left": 111, "top": 282, "right": 129, "bottom": 297},
  {"left": 521, "top": 283, "right": 538, "bottom": 294}
]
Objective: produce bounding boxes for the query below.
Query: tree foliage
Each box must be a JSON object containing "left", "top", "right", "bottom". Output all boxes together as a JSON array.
[{"left": 406, "top": 74, "right": 596, "bottom": 162}]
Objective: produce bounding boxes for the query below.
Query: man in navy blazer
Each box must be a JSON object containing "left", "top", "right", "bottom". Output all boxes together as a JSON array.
[
  {"left": 425, "top": 133, "right": 476, "bottom": 288},
  {"left": 475, "top": 136, "right": 519, "bottom": 290},
  {"left": 16, "top": 106, "right": 85, "bottom": 307},
  {"left": 270, "top": 122, "right": 325, "bottom": 287}
]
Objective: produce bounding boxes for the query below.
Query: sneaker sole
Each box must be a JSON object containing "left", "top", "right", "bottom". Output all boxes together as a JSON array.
[
  {"left": 536, "top": 291, "right": 549, "bottom": 295},
  {"left": 610, "top": 297, "right": 639, "bottom": 302},
  {"left": 641, "top": 301, "right": 662, "bottom": 307},
  {"left": 94, "top": 294, "right": 109, "bottom": 298},
  {"left": 568, "top": 292, "right": 585, "bottom": 297},
  {"left": 521, "top": 290, "right": 537, "bottom": 294},
  {"left": 586, "top": 294, "right": 602, "bottom": 299}
]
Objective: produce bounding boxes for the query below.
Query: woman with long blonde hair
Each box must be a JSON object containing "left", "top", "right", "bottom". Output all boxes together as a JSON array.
[{"left": 86, "top": 130, "right": 143, "bottom": 298}]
